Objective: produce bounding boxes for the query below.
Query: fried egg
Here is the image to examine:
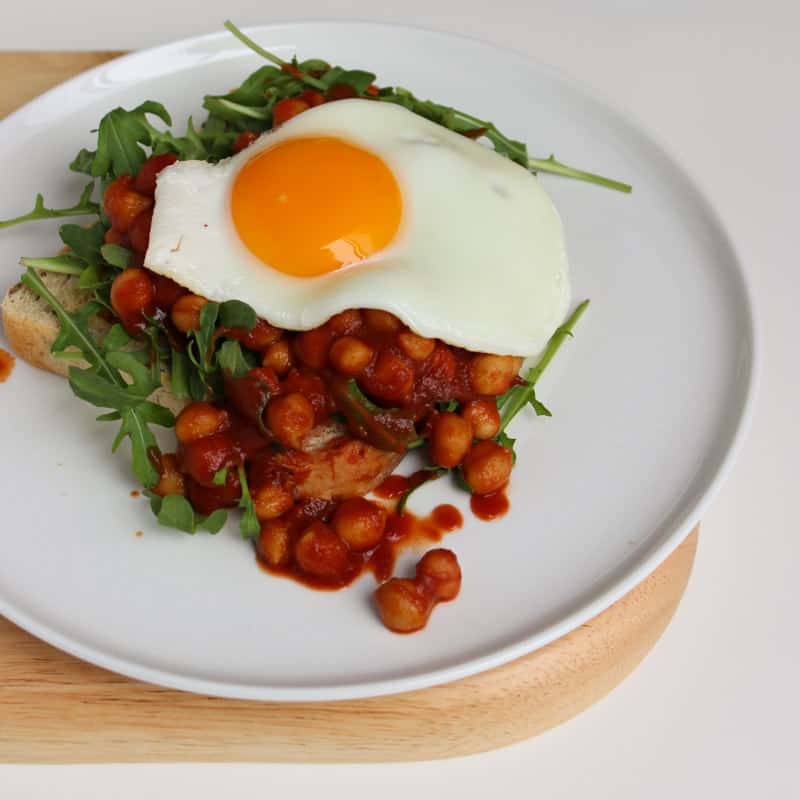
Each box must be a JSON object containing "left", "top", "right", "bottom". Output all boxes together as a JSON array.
[{"left": 145, "top": 99, "right": 570, "bottom": 356}]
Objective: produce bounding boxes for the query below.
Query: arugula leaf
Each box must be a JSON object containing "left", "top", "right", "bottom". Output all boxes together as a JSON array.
[
  {"left": 112, "top": 404, "right": 172, "bottom": 488},
  {"left": 494, "top": 430, "right": 518, "bottom": 464},
  {"left": 218, "top": 339, "right": 254, "bottom": 379},
  {"left": 100, "top": 243, "right": 132, "bottom": 268},
  {"left": 77, "top": 263, "right": 109, "bottom": 290},
  {"left": 0, "top": 183, "right": 99, "bottom": 229},
  {"left": 59, "top": 221, "right": 106, "bottom": 264},
  {"left": 219, "top": 299, "right": 257, "bottom": 330},
  {"left": 69, "top": 148, "right": 96, "bottom": 175},
  {"left": 169, "top": 349, "right": 191, "bottom": 400},
  {"left": 148, "top": 493, "right": 228, "bottom": 534},
  {"left": 497, "top": 299, "right": 589, "bottom": 435},
  {"left": 18, "top": 254, "right": 85, "bottom": 275},
  {"left": 454, "top": 467, "right": 473, "bottom": 494},
  {"left": 213, "top": 467, "right": 229, "bottom": 486},
  {"left": 237, "top": 465, "right": 261, "bottom": 539}
]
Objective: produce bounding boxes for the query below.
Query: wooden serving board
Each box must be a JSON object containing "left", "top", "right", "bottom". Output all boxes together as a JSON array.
[{"left": 0, "top": 52, "right": 699, "bottom": 763}]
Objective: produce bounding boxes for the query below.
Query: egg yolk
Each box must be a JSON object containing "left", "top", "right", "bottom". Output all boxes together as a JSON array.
[{"left": 231, "top": 136, "right": 402, "bottom": 277}]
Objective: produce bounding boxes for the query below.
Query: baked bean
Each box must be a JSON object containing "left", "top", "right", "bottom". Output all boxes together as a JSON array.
[
  {"left": 186, "top": 470, "right": 241, "bottom": 515},
  {"left": 461, "top": 399, "right": 501, "bottom": 440},
  {"left": 416, "top": 549, "right": 461, "bottom": 602},
  {"left": 280, "top": 370, "right": 331, "bottom": 424},
  {"left": 419, "top": 343, "right": 457, "bottom": 386},
  {"left": 110, "top": 267, "right": 156, "bottom": 334},
  {"left": 300, "top": 89, "right": 326, "bottom": 107},
  {"left": 152, "top": 453, "right": 186, "bottom": 498},
  {"left": 134, "top": 152, "right": 178, "bottom": 196},
  {"left": 461, "top": 440, "right": 513, "bottom": 495},
  {"left": 272, "top": 97, "right": 310, "bottom": 127},
  {"left": 329, "top": 336, "right": 374, "bottom": 377},
  {"left": 171, "top": 293, "right": 208, "bottom": 333},
  {"left": 469, "top": 354, "right": 517, "bottom": 396},
  {"left": 294, "top": 326, "right": 333, "bottom": 369},
  {"left": 127, "top": 208, "right": 153, "bottom": 254},
  {"left": 180, "top": 432, "right": 238, "bottom": 487},
  {"left": 397, "top": 330, "right": 435, "bottom": 361},
  {"left": 429, "top": 412, "right": 472, "bottom": 468},
  {"left": 332, "top": 498, "right": 387, "bottom": 551},
  {"left": 153, "top": 274, "right": 187, "bottom": 312},
  {"left": 253, "top": 484, "right": 295, "bottom": 521},
  {"left": 232, "top": 131, "right": 259, "bottom": 154},
  {"left": 175, "top": 402, "right": 230, "bottom": 445},
  {"left": 103, "top": 174, "right": 153, "bottom": 233},
  {"left": 363, "top": 309, "right": 401, "bottom": 333},
  {"left": 260, "top": 340, "right": 291, "bottom": 376},
  {"left": 359, "top": 347, "right": 414, "bottom": 406},
  {"left": 227, "top": 318, "right": 282, "bottom": 351},
  {"left": 257, "top": 518, "right": 291, "bottom": 567},
  {"left": 265, "top": 393, "right": 315, "bottom": 449},
  {"left": 327, "top": 309, "right": 362, "bottom": 336},
  {"left": 326, "top": 83, "right": 358, "bottom": 101},
  {"left": 375, "top": 578, "right": 433, "bottom": 633},
  {"left": 294, "top": 521, "right": 350, "bottom": 580}
]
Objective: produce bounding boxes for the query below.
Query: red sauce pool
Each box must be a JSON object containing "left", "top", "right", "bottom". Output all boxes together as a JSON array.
[
  {"left": 470, "top": 487, "right": 510, "bottom": 521},
  {"left": 0, "top": 349, "right": 15, "bottom": 383}
]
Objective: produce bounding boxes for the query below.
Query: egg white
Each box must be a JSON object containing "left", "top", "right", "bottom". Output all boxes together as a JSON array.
[{"left": 145, "top": 99, "right": 570, "bottom": 356}]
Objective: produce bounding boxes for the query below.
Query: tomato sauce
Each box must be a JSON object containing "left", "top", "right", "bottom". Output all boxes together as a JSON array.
[
  {"left": 470, "top": 487, "right": 510, "bottom": 521},
  {"left": 0, "top": 349, "right": 15, "bottom": 383}
]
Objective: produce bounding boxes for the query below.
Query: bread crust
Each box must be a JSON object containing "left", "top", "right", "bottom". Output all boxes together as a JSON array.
[{"left": 1, "top": 275, "right": 402, "bottom": 497}]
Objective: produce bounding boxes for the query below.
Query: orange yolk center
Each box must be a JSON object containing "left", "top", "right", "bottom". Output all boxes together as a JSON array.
[{"left": 231, "top": 136, "right": 402, "bottom": 277}]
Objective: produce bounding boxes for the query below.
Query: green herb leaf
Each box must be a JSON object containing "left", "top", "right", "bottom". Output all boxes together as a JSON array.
[
  {"left": 155, "top": 494, "right": 198, "bottom": 534},
  {"left": 237, "top": 465, "right": 260, "bottom": 539},
  {"left": 219, "top": 299, "right": 258, "bottom": 331},
  {"left": 494, "top": 430, "right": 518, "bottom": 464},
  {"left": 0, "top": 183, "right": 99, "bottom": 229},
  {"left": 100, "top": 243, "right": 132, "bottom": 268},
  {"left": 213, "top": 467, "right": 229, "bottom": 486},
  {"left": 59, "top": 221, "right": 106, "bottom": 264},
  {"left": 169, "top": 349, "right": 191, "bottom": 400},
  {"left": 69, "top": 148, "right": 96, "bottom": 175},
  {"left": 454, "top": 467, "right": 473, "bottom": 494},
  {"left": 498, "top": 299, "right": 589, "bottom": 434},
  {"left": 218, "top": 340, "right": 254, "bottom": 379},
  {"left": 18, "top": 254, "right": 85, "bottom": 275},
  {"left": 198, "top": 509, "right": 228, "bottom": 534},
  {"left": 78, "top": 263, "right": 108, "bottom": 289}
]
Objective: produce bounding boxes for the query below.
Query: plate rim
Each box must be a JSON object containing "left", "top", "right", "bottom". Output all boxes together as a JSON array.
[{"left": 0, "top": 20, "right": 760, "bottom": 701}]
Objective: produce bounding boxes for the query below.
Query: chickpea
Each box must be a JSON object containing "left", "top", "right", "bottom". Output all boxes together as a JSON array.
[
  {"left": 180, "top": 432, "right": 237, "bottom": 488},
  {"left": 461, "top": 441, "right": 513, "bottom": 495},
  {"left": 253, "top": 484, "right": 295, "bottom": 521},
  {"left": 397, "top": 330, "right": 435, "bottom": 361},
  {"left": 152, "top": 453, "right": 186, "bottom": 497},
  {"left": 332, "top": 498, "right": 387, "bottom": 551},
  {"left": 374, "top": 578, "right": 433, "bottom": 633},
  {"left": 364, "top": 309, "right": 401, "bottom": 333},
  {"left": 469, "top": 354, "right": 517, "bottom": 396},
  {"left": 186, "top": 470, "right": 241, "bottom": 515},
  {"left": 429, "top": 412, "right": 472, "bottom": 468},
  {"left": 329, "top": 336, "right": 374, "bottom": 377},
  {"left": 359, "top": 347, "right": 414, "bottom": 406},
  {"left": 171, "top": 294, "right": 208, "bottom": 333},
  {"left": 265, "top": 392, "right": 315, "bottom": 450},
  {"left": 262, "top": 340, "right": 293, "bottom": 376},
  {"left": 175, "top": 402, "right": 230, "bottom": 445},
  {"left": 294, "top": 521, "right": 350, "bottom": 580},
  {"left": 110, "top": 267, "right": 156, "bottom": 334},
  {"left": 257, "top": 518, "right": 291, "bottom": 567},
  {"left": 231, "top": 318, "right": 282, "bottom": 351},
  {"left": 294, "top": 326, "right": 332, "bottom": 369},
  {"left": 327, "top": 309, "right": 362, "bottom": 336},
  {"left": 461, "top": 399, "right": 501, "bottom": 440},
  {"left": 416, "top": 549, "right": 461, "bottom": 602}
]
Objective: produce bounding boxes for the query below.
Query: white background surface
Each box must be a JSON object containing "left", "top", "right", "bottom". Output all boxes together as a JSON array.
[{"left": 1, "top": 0, "right": 797, "bottom": 797}]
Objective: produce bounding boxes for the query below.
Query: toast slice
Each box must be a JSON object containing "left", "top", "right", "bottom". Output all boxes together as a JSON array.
[{"left": 1, "top": 273, "right": 403, "bottom": 497}]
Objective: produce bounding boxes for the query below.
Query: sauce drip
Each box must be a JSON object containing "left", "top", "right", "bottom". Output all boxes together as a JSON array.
[
  {"left": 130, "top": 489, "right": 140, "bottom": 498},
  {"left": 0, "top": 349, "right": 15, "bottom": 383},
  {"left": 470, "top": 487, "right": 510, "bottom": 521}
]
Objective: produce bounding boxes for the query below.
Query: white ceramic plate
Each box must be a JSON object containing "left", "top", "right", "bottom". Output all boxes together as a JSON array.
[{"left": 0, "top": 23, "right": 757, "bottom": 701}]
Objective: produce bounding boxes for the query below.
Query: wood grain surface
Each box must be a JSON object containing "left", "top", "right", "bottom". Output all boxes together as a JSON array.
[{"left": 0, "top": 52, "right": 699, "bottom": 763}]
